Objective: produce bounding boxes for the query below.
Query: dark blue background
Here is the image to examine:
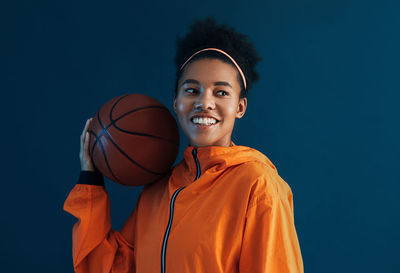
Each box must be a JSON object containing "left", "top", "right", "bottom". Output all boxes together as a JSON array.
[{"left": 2, "top": 0, "right": 399, "bottom": 272}]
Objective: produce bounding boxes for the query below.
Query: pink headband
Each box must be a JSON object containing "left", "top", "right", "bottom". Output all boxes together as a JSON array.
[{"left": 179, "top": 47, "right": 247, "bottom": 90}]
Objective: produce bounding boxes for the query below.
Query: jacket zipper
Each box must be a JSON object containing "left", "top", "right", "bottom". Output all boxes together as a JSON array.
[
  {"left": 161, "top": 147, "right": 200, "bottom": 273},
  {"left": 192, "top": 147, "right": 201, "bottom": 181}
]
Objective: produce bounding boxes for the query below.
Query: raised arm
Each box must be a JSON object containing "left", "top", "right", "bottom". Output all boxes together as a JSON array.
[
  {"left": 63, "top": 170, "right": 139, "bottom": 273},
  {"left": 64, "top": 118, "right": 138, "bottom": 273}
]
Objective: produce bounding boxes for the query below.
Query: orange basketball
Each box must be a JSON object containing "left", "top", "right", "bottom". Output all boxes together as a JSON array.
[{"left": 87, "top": 93, "right": 180, "bottom": 186}]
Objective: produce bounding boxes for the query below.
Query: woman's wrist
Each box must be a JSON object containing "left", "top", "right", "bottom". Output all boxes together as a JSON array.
[{"left": 78, "top": 170, "right": 105, "bottom": 186}]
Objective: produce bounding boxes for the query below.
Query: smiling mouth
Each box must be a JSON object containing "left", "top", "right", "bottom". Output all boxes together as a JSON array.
[{"left": 190, "top": 118, "right": 220, "bottom": 127}]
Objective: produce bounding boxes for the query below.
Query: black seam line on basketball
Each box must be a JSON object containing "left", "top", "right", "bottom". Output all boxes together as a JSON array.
[
  {"left": 88, "top": 129, "right": 119, "bottom": 182},
  {"left": 111, "top": 106, "right": 179, "bottom": 145},
  {"left": 93, "top": 107, "right": 179, "bottom": 145},
  {"left": 94, "top": 112, "right": 121, "bottom": 181},
  {"left": 96, "top": 110, "right": 166, "bottom": 176},
  {"left": 92, "top": 95, "right": 173, "bottom": 176},
  {"left": 110, "top": 128, "right": 179, "bottom": 145},
  {"left": 102, "top": 128, "right": 166, "bottom": 175},
  {"left": 111, "top": 94, "right": 163, "bottom": 122},
  {"left": 89, "top": 94, "right": 129, "bottom": 158},
  {"left": 109, "top": 94, "right": 178, "bottom": 145},
  {"left": 110, "top": 94, "right": 178, "bottom": 144},
  {"left": 111, "top": 94, "right": 167, "bottom": 123}
]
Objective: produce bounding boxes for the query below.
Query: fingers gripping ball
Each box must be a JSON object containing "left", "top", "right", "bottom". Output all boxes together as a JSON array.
[{"left": 87, "top": 93, "right": 180, "bottom": 186}]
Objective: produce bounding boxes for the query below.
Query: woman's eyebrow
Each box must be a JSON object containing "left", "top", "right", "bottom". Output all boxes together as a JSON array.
[{"left": 182, "top": 79, "right": 232, "bottom": 89}]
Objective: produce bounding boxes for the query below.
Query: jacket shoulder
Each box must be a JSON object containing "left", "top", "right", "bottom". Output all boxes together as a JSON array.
[
  {"left": 237, "top": 149, "right": 278, "bottom": 181},
  {"left": 238, "top": 159, "right": 293, "bottom": 208}
]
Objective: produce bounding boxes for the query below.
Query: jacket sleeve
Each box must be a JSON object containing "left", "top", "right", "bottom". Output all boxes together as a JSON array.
[
  {"left": 238, "top": 173, "right": 304, "bottom": 273},
  {"left": 63, "top": 171, "right": 139, "bottom": 273}
]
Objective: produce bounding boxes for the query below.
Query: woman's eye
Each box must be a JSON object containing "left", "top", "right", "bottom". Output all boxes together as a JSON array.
[
  {"left": 184, "top": 89, "right": 228, "bottom": 96},
  {"left": 185, "top": 88, "right": 197, "bottom": 94}
]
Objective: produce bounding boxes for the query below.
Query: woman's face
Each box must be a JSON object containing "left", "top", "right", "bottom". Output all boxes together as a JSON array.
[{"left": 173, "top": 58, "right": 247, "bottom": 147}]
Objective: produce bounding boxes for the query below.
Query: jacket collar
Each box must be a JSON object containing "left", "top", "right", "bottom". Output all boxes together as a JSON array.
[{"left": 169, "top": 140, "right": 277, "bottom": 190}]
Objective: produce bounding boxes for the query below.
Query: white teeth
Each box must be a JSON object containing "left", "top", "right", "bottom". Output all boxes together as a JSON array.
[{"left": 192, "top": 117, "right": 217, "bottom": 125}]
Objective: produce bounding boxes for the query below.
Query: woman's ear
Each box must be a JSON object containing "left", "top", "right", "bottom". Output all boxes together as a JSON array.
[
  {"left": 235, "top": 97, "right": 247, "bottom": 119},
  {"left": 173, "top": 98, "right": 177, "bottom": 113}
]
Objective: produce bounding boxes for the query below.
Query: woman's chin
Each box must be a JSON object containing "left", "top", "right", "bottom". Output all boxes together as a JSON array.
[{"left": 189, "top": 139, "right": 215, "bottom": 147}]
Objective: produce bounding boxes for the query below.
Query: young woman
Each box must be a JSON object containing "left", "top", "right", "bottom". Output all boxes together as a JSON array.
[{"left": 64, "top": 16, "right": 304, "bottom": 273}]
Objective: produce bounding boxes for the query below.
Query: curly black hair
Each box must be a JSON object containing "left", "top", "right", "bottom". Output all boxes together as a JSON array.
[{"left": 173, "top": 16, "right": 262, "bottom": 100}]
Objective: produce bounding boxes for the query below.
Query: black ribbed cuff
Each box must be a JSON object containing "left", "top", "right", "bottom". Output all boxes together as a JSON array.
[{"left": 77, "top": 170, "right": 105, "bottom": 186}]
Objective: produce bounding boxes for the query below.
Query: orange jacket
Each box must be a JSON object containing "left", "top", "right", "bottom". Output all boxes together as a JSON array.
[{"left": 63, "top": 142, "right": 304, "bottom": 273}]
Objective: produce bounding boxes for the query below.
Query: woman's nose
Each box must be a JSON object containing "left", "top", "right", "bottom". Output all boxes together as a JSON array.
[{"left": 194, "top": 91, "right": 215, "bottom": 110}]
